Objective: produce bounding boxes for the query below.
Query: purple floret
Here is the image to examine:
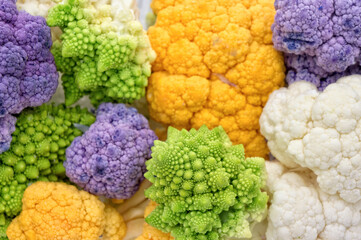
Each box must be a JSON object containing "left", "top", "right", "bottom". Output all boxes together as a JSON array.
[
  {"left": 65, "top": 103, "right": 158, "bottom": 199},
  {"left": 0, "top": 114, "right": 16, "bottom": 153},
  {"left": 0, "top": 0, "right": 58, "bottom": 151},
  {"left": 285, "top": 54, "right": 361, "bottom": 90},
  {"left": 0, "top": 2, "right": 58, "bottom": 115},
  {"left": 273, "top": 0, "right": 361, "bottom": 89}
]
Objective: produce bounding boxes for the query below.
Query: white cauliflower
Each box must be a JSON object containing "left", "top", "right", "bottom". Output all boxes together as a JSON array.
[
  {"left": 260, "top": 75, "right": 361, "bottom": 203},
  {"left": 265, "top": 161, "right": 361, "bottom": 240}
]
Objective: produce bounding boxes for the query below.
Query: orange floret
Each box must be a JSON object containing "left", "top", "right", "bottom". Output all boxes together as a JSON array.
[
  {"left": 147, "top": 0, "right": 285, "bottom": 158},
  {"left": 6, "top": 182, "right": 126, "bottom": 240},
  {"left": 136, "top": 201, "right": 173, "bottom": 240}
]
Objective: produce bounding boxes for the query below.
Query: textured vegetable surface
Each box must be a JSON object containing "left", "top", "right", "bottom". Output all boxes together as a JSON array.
[
  {"left": 273, "top": 0, "right": 361, "bottom": 90},
  {"left": 0, "top": 0, "right": 58, "bottom": 152},
  {"left": 265, "top": 161, "right": 361, "bottom": 240},
  {"left": 260, "top": 75, "right": 361, "bottom": 203},
  {"left": 136, "top": 201, "right": 173, "bottom": 240},
  {"left": 47, "top": 0, "right": 156, "bottom": 106},
  {"left": 144, "top": 126, "right": 268, "bottom": 239},
  {"left": 0, "top": 104, "right": 94, "bottom": 227},
  {"left": 65, "top": 103, "right": 157, "bottom": 199},
  {"left": 6, "top": 181, "right": 126, "bottom": 240},
  {"left": 146, "top": 0, "right": 285, "bottom": 158}
]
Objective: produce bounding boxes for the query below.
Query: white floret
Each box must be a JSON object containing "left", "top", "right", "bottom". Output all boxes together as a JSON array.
[
  {"left": 265, "top": 161, "right": 361, "bottom": 240},
  {"left": 265, "top": 162, "right": 325, "bottom": 240},
  {"left": 260, "top": 75, "right": 361, "bottom": 203}
]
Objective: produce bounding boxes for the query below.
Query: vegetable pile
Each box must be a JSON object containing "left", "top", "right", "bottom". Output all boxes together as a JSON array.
[
  {"left": 146, "top": 0, "right": 285, "bottom": 158},
  {"left": 65, "top": 103, "right": 157, "bottom": 199},
  {"left": 273, "top": 0, "right": 361, "bottom": 90},
  {"left": 0, "top": 0, "right": 58, "bottom": 152},
  {"left": 47, "top": 0, "right": 156, "bottom": 106},
  {"left": 0, "top": 0, "right": 361, "bottom": 239},
  {"left": 144, "top": 126, "right": 268, "bottom": 239},
  {"left": 0, "top": 104, "right": 94, "bottom": 227}
]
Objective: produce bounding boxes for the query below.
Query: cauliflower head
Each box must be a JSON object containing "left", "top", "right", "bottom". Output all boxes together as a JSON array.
[
  {"left": 65, "top": 103, "right": 157, "bottom": 199},
  {"left": 146, "top": 0, "right": 285, "bottom": 158},
  {"left": 47, "top": 0, "right": 156, "bottom": 106},
  {"left": 144, "top": 126, "right": 268, "bottom": 239},
  {"left": 273, "top": 0, "right": 361, "bottom": 90},
  {"left": 260, "top": 75, "right": 361, "bottom": 203},
  {"left": 6, "top": 181, "right": 126, "bottom": 240},
  {"left": 0, "top": 0, "right": 58, "bottom": 153},
  {"left": 265, "top": 161, "right": 361, "bottom": 240}
]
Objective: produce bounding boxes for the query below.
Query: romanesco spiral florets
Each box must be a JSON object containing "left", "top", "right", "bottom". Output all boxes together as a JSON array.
[
  {"left": 145, "top": 125, "right": 268, "bottom": 240},
  {"left": 47, "top": 0, "right": 156, "bottom": 106}
]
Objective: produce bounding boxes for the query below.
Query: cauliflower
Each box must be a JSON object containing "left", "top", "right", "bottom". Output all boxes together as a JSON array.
[
  {"left": 260, "top": 75, "right": 361, "bottom": 203},
  {"left": 6, "top": 181, "right": 126, "bottom": 240},
  {"left": 65, "top": 103, "right": 157, "bottom": 199},
  {"left": 47, "top": 0, "right": 156, "bottom": 106},
  {"left": 144, "top": 125, "right": 268, "bottom": 239},
  {"left": 146, "top": 0, "right": 285, "bottom": 158},
  {"left": 0, "top": 0, "right": 58, "bottom": 152},
  {"left": 265, "top": 161, "right": 361, "bottom": 240},
  {"left": 272, "top": 0, "right": 361, "bottom": 90}
]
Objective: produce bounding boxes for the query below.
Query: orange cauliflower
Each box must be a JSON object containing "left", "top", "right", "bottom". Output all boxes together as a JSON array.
[
  {"left": 136, "top": 201, "right": 173, "bottom": 240},
  {"left": 6, "top": 182, "right": 126, "bottom": 240},
  {"left": 146, "top": 0, "right": 285, "bottom": 158}
]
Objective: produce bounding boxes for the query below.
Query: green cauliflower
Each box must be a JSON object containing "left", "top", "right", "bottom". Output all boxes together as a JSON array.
[
  {"left": 144, "top": 126, "right": 268, "bottom": 240},
  {"left": 47, "top": 0, "right": 156, "bottom": 106},
  {"left": 0, "top": 104, "right": 95, "bottom": 226}
]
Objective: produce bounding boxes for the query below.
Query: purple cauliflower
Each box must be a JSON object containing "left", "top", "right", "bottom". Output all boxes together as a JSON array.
[
  {"left": 273, "top": 0, "right": 361, "bottom": 90},
  {"left": 0, "top": 0, "right": 58, "bottom": 152},
  {"left": 65, "top": 103, "right": 158, "bottom": 199}
]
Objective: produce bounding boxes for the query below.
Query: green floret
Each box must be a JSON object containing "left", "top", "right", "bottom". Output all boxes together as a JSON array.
[
  {"left": 47, "top": 0, "right": 156, "bottom": 106},
  {"left": 145, "top": 126, "right": 268, "bottom": 239},
  {"left": 0, "top": 104, "right": 95, "bottom": 223}
]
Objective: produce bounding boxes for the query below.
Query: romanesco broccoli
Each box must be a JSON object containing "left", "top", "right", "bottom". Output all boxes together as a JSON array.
[
  {"left": 47, "top": 0, "right": 156, "bottom": 106},
  {"left": 144, "top": 125, "right": 268, "bottom": 239}
]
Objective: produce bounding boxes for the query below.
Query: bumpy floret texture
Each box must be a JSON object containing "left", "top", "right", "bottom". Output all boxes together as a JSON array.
[
  {"left": 47, "top": 0, "right": 156, "bottom": 106},
  {"left": 144, "top": 126, "right": 268, "bottom": 239},
  {"left": 0, "top": 0, "right": 58, "bottom": 152},
  {"left": 273, "top": 0, "right": 361, "bottom": 90},
  {"left": 0, "top": 104, "right": 94, "bottom": 231},
  {"left": 136, "top": 201, "right": 174, "bottom": 240},
  {"left": 6, "top": 181, "right": 126, "bottom": 240},
  {"left": 65, "top": 103, "right": 157, "bottom": 199},
  {"left": 146, "top": 0, "right": 285, "bottom": 158},
  {"left": 260, "top": 75, "right": 361, "bottom": 203},
  {"left": 265, "top": 161, "right": 361, "bottom": 240},
  {"left": 0, "top": 115, "right": 16, "bottom": 154}
]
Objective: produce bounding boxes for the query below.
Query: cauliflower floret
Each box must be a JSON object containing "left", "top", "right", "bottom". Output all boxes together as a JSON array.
[
  {"left": 272, "top": 0, "right": 361, "bottom": 90},
  {"left": 146, "top": 0, "right": 285, "bottom": 159},
  {"left": 6, "top": 181, "right": 126, "bottom": 240},
  {"left": 65, "top": 103, "right": 157, "bottom": 200},
  {"left": 265, "top": 161, "right": 361, "bottom": 240},
  {"left": 260, "top": 75, "right": 361, "bottom": 203}
]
